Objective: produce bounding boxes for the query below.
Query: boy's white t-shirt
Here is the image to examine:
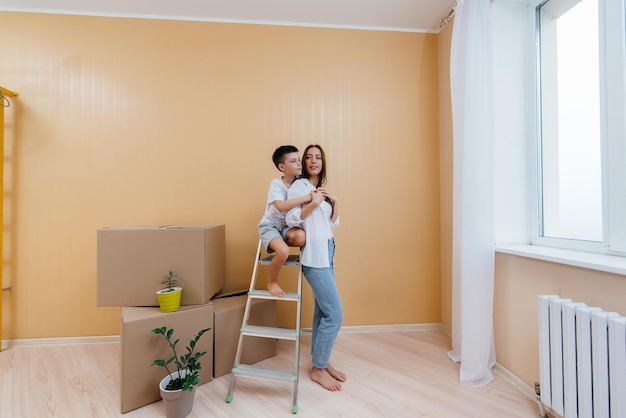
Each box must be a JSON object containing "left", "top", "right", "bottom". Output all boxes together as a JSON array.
[
  {"left": 286, "top": 178, "right": 339, "bottom": 268},
  {"left": 260, "top": 177, "right": 289, "bottom": 229}
]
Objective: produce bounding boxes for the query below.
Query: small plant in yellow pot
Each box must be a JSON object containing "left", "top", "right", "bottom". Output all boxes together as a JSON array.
[{"left": 156, "top": 270, "right": 182, "bottom": 313}]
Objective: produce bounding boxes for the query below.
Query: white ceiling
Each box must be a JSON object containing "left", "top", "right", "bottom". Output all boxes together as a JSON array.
[{"left": 0, "top": 0, "right": 456, "bottom": 33}]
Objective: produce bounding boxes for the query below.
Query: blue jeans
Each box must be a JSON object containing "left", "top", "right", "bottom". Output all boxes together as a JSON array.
[{"left": 302, "top": 238, "right": 343, "bottom": 369}]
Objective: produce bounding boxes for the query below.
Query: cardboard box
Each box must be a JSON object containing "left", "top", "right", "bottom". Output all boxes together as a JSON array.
[
  {"left": 120, "top": 304, "right": 214, "bottom": 413},
  {"left": 212, "top": 292, "right": 278, "bottom": 378},
  {"left": 97, "top": 225, "right": 225, "bottom": 307}
]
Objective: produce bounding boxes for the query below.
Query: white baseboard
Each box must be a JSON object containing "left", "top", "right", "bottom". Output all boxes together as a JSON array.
[
  {"left": 299, "top": 323, "right": 444, "bottom": 334},
  {"left": 339, "top": 323, "right": 444, "bottom": 334},
  {"left": 493, "top": 362, "right": 536, "bottom": 399},
  {"left": 493, "top": 363, "right": 554, "bottom": 418},
  {"left": 2, "top": 335, "right": 120, "bottom": 349},
  {"left": 2, "top": 323, "right": 444, "bottom": 348}
]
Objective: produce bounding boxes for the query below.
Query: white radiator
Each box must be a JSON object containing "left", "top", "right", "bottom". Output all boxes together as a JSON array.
[{"left": 538, "top": 295, "right": 626, "bottom": 418}]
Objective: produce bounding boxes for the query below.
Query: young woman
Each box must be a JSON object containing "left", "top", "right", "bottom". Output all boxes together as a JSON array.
[{"left": 286, "top": 144, "right": 345, "bottom": 391}]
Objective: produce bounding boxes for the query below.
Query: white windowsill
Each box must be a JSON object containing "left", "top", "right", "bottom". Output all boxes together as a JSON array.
[{"left": 495, "top": 244, "right": 626, "bottom": 277}]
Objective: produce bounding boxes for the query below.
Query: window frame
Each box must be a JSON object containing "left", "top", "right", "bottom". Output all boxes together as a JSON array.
[{"left": 528, "top": 0, "right": 626, "bottom": 256}]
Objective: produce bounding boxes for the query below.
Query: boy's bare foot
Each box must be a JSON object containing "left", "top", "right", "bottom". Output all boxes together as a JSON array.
[
  {"left": 326, "top": 364, "right": 346, "bottom": 382},
  {"left": 267, "top": 281, "right": 285, "bottom": 297},
  {"left": 310, "top": 367, "right": 342, "bottom": 391}
]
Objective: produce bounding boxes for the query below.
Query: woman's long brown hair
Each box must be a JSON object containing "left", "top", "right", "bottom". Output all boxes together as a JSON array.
[
  {"left": 302, "top": 144, "right": 334, "bottom": 215},
  {"left": 302, "top": 144, "right": 326, "bottom": 187}
]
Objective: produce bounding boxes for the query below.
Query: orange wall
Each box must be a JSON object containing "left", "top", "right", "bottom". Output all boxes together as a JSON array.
[
  {"left": 494, "top": 253, "right": 626, "bottom": 388},
  {"left": 0, "top": 12, "right": 442, "bottom": 339},
  {"left": 438, "top": 20, "right": 453, "bottom": 333}
]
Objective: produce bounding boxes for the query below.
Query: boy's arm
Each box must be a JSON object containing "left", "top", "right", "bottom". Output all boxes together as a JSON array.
[
  {"left": 274, "top": 193, "right": 311, "bottom": 213},
  {"left": 298, "top": 189, "right": 325, "bottom": 220}
]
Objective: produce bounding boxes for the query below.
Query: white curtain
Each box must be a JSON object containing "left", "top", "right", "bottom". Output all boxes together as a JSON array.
[{"left": 447, "top": 0, "right": 497, "bottom": 387}]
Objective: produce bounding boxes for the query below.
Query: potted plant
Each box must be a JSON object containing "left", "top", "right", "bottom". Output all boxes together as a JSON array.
[
  {"left": 151, "top": 326, "right": 211, "bottom": 418},
  {"left": 156, "top": 270, "right": 182, "bottom": 312}
]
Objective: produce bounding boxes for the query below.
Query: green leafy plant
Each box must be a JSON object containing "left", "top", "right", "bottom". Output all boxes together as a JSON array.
[
  {"left": 151, "top": 326, "right": 211, "bottom": 391},
  {"left": 161, "top": 270, "right": 178, "bottom": 292}
]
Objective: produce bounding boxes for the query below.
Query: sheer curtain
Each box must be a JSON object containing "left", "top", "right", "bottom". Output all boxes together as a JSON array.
[{"left": 447, "top": 0, "right": 497, "bottom": 387}]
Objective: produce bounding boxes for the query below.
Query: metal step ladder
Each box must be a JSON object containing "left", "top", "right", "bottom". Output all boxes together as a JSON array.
[{"left": 226, "top": 239, "right": 303, "bottom": 414}]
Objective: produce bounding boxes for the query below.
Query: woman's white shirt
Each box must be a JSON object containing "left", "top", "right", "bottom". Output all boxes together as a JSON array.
[{"left": 286, "top": 178, "right": 339, "bottom": 268}]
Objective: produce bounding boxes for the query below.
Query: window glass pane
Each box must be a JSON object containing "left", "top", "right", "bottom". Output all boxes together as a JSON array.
[{"left": 539, "top": 0, "right": 603, "bottom": 242}]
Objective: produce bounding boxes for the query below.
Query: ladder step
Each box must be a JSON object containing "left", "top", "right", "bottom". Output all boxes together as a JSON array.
[
  {"left": 227, "top": 240, "right": 302, "bottom": 413},
  {"left": 259, "top": 254, "right": 300, "bottom": 266},
  {"left": 242, "top": 325, "right": 299, "bottom": 340},
  {"left": 249, "top": 289, "right": 299, "bottom": 302},
  {"left": 232, "top": 364, "right": 296, "bottom": 382}
]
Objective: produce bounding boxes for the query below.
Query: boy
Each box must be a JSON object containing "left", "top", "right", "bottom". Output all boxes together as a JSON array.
[{"left": 257, "top": 145, "right": 311, "bottom": 296}]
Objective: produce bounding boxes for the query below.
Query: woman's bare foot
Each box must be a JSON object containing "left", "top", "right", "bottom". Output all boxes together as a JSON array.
[
  {"left": 326, "top": 364, "right": 346, "bottom": 382},
  {"left": 267, "top": 280, "right": 285, "bottom": 297},
  {"left": 310, "top": 367, "right": 342, "bottom": 391}
]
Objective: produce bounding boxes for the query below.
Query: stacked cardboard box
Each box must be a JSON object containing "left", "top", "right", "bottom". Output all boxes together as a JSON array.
[
  {"left": 97, "top": 225, "right": 225, "bottom": 307},
  {"left": 96, "top": 225, "right": 277, "bottom": 413}
]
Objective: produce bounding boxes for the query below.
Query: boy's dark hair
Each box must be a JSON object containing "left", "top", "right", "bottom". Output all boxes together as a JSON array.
[{"left": 272, "top": 145, "right": 299, "bottom": 169}]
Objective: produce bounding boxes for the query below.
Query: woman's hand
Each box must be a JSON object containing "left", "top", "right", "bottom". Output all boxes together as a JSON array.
[
  {"left": 317, "top": 187, "right": 339, "bottom": 222},
  {"left": 311, "top": 188, "right": 326, "bottom": 206},
  {"left": 317, "top": 187, "right": 338, "bottom": 204}
]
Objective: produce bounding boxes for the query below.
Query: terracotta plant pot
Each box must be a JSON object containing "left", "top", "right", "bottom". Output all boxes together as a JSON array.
[
  {"left": 159, "top": 370, "right": 196, "bottom": 418},
  {"left": 156, "top": 287, "right": 182, "bottom": 313}
]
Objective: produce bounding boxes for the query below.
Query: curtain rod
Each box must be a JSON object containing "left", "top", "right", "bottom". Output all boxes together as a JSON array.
[{"left": 440, "top": 2, "right": 458, "bottom": 29}]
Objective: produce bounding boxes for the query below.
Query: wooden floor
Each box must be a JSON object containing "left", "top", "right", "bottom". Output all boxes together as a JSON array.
[{"left": 0, "top": 330, "right": 542, "bottom": 417}]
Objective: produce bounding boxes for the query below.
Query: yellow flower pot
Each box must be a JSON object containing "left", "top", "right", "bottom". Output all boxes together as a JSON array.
[{"left": 156, "top": 287, "right": 182, "bottom": 313}]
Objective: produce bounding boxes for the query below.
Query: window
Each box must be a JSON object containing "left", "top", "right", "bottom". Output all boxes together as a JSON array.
[{"left": 533, "top": 0, "right": 626, "bottom": 254}]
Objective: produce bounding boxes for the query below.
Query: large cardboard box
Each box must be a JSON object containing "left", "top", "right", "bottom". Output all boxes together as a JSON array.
[
  {"left": 120, "top": 304, "right": 214, "bottom": 413},
  {"left": 213, "top": 292, "right": 278, "bottom": 378},
  {"left": 97, "top": 225, "right": 225, "bottom": 307}
]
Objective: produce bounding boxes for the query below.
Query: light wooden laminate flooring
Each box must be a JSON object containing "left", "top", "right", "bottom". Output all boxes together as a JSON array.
[{"left": 0, "top": 330, "right": 542, "bottom": 417}]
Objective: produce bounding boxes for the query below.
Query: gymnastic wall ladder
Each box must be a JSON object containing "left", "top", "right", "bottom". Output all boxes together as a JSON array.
[{"left": 0, "top": 86, "right": 19, "bottom": 352}]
